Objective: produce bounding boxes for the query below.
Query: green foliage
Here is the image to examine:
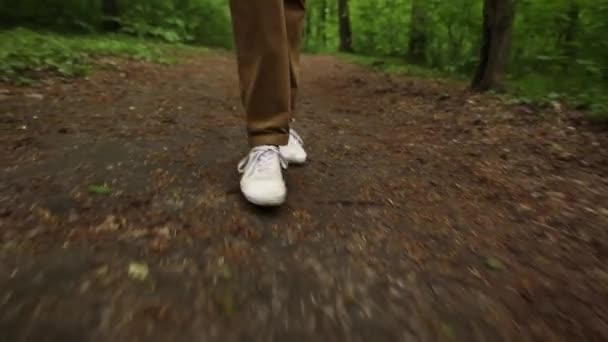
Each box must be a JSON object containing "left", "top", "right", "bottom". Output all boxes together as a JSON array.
[
  {"left": 305, "top": 0, "right": 608, "bottom": 119},
  {"left": 0, "top": 0, "right": 102, "bottom": 31},
  {"left": 337, "top": 53, "right": 458, "bottom": 80},
  {"left": 0, "top": 0, "right": 232, "bottom": 47},
  {"left": 0, "top": 0, "right": 607, "bottom": 119},
  {"left": 118, "top": 0, "right": 232, "bottom": 47},
  {"left": 342, "top": 53, "right": 608, "bottom": 121},
  {"left": 0, "top": 28, "right": 173, "bottom": 83}
]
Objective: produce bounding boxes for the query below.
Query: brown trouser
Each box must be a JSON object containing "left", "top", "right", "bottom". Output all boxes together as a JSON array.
[{"left": 229, "top": 0, "right": 306, "bottom": 147}]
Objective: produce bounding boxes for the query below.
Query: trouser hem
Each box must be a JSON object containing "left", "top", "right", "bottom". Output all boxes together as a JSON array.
[{"left": 249, "top": 132, "right": 289, "bottom": 147}]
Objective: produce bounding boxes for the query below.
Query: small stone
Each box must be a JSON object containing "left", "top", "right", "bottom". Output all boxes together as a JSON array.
[
  {"left": 80, "top": 280, "right": 91, "bottom": 293},
  {"left": 551, "top": 101, "right": 562, "bottom": 112},
  {"left": 517, "top": 204, "right": 534, "bottom": 213},
  {"left": 68, "top": 210, "right": 79, "bottom": 223},
  {"left": 156, "top": 226, "right": 171, "bottom": 238},
  {"left": 594, "top": 269, "right": 608, "bottom": 286},
  {"left": 25, "top": 93, "right": 44, "bottom": 100},
  {"left": 406, "top": 273, "right": 417, "bottom": 283},
  {"left": 546, "top": 192, "right": 566, "bottom": 200}
]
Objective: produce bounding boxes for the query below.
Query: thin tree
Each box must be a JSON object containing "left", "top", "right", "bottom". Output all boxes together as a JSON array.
[
  {"left": 320, "top": 0, "right": 328, "bottom": 47},
  {"left": 408, "top": 0, "right": 429, "bottom": 64},
  {"left": 338, "top": 0, "right": 353, "bottom": 52},
  {"left": 471, "top": 0, "right": 516, "bottom": 91},
  {"left": 561, "top": 0, "right": 580, "bottom": 71},
  {"left": 305, "top": 3, "right": 313, "bottom": 44},
  {"left": 101, "top": 0, "right": 121, "bottom": 31}
]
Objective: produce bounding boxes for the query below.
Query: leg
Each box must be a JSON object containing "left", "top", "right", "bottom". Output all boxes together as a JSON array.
[
  {"left": 285, "top": 0, "right": 306, "bottom": 116},
  {"left": 229, "top": 0, "right": 291, "bottom": 147}
]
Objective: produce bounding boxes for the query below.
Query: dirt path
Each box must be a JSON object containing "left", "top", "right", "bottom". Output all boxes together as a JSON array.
[{"left": 1, "top": 52, "right": 608, "bottom": 342}]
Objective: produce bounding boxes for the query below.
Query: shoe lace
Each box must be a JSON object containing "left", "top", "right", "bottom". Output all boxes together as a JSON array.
[
  {"left": 290, "top": 129, "right": 304, "bottom": 146},
  {"left": 238, "top": 146, "right": 287, "bottom": 175}
]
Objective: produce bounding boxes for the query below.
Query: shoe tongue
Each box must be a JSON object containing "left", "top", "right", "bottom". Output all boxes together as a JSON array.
[
  {"left": 250, "top": 145, "right": 286, "bottom": 171},
  {"left": 252, "top": 145, "right": 277, "bottom": 154},
  {"left": 252, "top": 146, "right": 276, "bottom": 164}
]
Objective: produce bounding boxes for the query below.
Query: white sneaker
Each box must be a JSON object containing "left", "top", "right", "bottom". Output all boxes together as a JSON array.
[
  {"left": 280, "top": 129, "right": 307, "bottom": 165},
  {"left": 238, "top": 145, "right": 288, "bottom": 206}
]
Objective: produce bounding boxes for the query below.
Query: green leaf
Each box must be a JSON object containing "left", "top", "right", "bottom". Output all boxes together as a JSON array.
[
  {"left": 485, "top": 257, "right": 504, "bottom": 270},
  {"left": 128, "top": 262, "right": 149, "bottom": 281},
  {"left": 222, "top": 291, "right": 236, "bottom": 316},
  {"left": 88, "top": 184, "right": 112, "bottom": 195}
]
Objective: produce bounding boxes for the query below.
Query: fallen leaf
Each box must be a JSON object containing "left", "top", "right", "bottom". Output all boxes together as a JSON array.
[
  {"left": 485, "top": 257, "right": 504, "bottom": 270},
  {"left": 128, "top": 262, "right": 149, "bottom": 281},
  {"left": 95, "top": 265, "right": 109, "bottom": 277},
  {"left": 119, "top": 228, "right": 148, "bottom": 240},
  {"left": 88, "top": 184, "right": 112, "bottom": 195},
  {"left": 441, "top": 322, "right": 456, "bottom": 339},
  {"left": 149, "top": 237, "right": 168, "bottom": 253},
  {"left": 94, "top": 215, "right": 120, "bottom": 233},
  {"left": 155, "top": 226, "right": 171, "bottom": 238},
  {"left": 222, "top": 290, "right": 236, "bottom": 317}
]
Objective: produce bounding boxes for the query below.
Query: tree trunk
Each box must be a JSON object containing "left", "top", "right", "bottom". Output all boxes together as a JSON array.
[
  {"left": 561, "top": 0, "right": 580, "bottom": 71},
  {"left": 304, "top": 4, "right": 313, "bottom": 46},
  {"left": 101, "top": 0, "right": 121, "bottom": 31},
  {"left": 408, "top": 0, "right": 429, "bottom": 64},
  {"left": 471, "top": 0, "right": 516, "bottom": 91},
  {"left": 338, "top": 0, "right": 353, "bottom": 52},
  {"left": 320, "top": 0, "right": 328, "bottom": 47}
]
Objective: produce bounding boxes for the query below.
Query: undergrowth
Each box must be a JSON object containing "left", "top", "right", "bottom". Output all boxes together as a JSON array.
[
  {"left": 0, "top": 28, "right": 201, "bottom": 84},
  {"left": 339, "top": 53, "right": 608, "bottom": 122}
]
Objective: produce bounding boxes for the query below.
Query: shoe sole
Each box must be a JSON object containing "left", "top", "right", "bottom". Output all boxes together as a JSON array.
[
  {"left": 244, "top": 193, "right": 287, "bottom": 207},
  {"left": 286, "top": 157, "right": 307, "bottom": 165}
]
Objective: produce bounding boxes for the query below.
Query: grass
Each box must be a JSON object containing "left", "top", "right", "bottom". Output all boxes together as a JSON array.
[
  {"left": 506, "top": 73, "right": 608, "bottom": 122},
  {"left": 339, "top": 53, "right": 608, "bottom": 122},
  {"left": 0, "top": 28, "right": 204, "bottom": 84},
  {"left": 336, "top": 53, "right": 463, "bottom": 81}
]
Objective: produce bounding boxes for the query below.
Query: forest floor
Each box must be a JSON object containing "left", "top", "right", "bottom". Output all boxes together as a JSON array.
[{"left": 1, "top": 51, "right": 608, "bottom": 342}]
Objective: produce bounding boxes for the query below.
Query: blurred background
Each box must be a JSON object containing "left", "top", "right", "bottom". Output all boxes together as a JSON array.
[{"left": 0, "top": 0, "right": 607, "bottom": 118}]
